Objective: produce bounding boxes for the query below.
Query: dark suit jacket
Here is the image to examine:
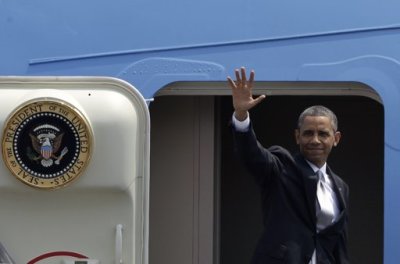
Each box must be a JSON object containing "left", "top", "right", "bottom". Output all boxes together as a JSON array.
[{"left": 233, "top": 125, "right": 349, "bottom": 264}]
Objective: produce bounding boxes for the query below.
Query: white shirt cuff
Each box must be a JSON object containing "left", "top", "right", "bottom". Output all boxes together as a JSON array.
[{"left": 232, "top": 112, "right": 250, "bottom": 132}]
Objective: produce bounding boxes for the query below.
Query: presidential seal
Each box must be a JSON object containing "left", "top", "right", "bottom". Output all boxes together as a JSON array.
[{"left": 2, "top": 98, "right": 92, "bottom": 189}]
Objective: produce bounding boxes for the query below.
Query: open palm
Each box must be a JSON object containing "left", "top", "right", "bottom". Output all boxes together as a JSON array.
[{"left": 227, "top": 67, "right": 265, "bottom": 120}]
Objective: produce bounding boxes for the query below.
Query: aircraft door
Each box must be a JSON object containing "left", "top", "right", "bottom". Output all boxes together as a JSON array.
[{"left": 0, "top": 77, "right": 150, "bottom": 264}]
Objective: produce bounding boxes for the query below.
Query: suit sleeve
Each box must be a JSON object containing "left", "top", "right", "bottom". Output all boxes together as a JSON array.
[{"left": 232, "top": 123, "right": 284, "bottom": 189}]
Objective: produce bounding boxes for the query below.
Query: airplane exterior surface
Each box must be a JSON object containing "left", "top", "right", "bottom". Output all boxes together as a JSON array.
[{"left": 0, "top": 0, "right": 398, "bottom": 263}]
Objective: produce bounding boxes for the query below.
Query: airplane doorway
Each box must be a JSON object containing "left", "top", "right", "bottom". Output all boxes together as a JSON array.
[{"left": 148, "top": 91, "right": 383, "bottom": 264}]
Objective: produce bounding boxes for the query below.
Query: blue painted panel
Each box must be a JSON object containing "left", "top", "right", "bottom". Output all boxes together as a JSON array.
[{"left": 1, "top": 0, "right": 400, "bottom": 73}]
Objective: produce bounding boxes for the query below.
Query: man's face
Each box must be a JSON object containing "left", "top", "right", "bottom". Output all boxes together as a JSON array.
[{"left": 295, "top": 115, "right": 341, "bottom": 168}]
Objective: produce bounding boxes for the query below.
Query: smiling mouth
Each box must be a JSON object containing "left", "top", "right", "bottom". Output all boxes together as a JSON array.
[{"left": 307, "top": 148, "right": 324, "bottom": 152}]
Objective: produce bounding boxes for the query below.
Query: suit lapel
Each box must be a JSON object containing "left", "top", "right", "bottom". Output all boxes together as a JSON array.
[
  {"left": 295, "top": 155, "right": 319, "bottom": 225},
  {"left": 294, "top": 155, "right": 348, "bottom": 232},
  {"left": 326, "top": 166, "right": 347, "bottom": 212}
]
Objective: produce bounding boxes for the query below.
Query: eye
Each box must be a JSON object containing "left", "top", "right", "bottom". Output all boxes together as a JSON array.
[
  {"left": 302, "top": 130, "right": 314, "bottom": 137},
  {"left": 318, "top": 131, "right": 330, "bottom": 138}
]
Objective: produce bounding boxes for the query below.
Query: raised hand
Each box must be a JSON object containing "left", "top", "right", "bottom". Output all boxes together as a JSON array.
[{"left": 227, "top": 67, "right": 265, "bottom": 121}]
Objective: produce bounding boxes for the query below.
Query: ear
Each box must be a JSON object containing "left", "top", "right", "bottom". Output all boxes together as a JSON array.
[
  {"left": 333, "top": 131, "right": 341, "bottom": 147},
  {"left": 295, "top": 129, "right": 300, "bottom": 144}
]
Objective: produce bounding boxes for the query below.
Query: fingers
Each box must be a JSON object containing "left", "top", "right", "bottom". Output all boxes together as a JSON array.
[
  {"left": 227, "top": 76, "right": 236, "bottom": 89},
  {"left": 235, "top": 69, "right": 241, "bottom": 83},
  {"left": 240, "top": 67, "right": 247, "bottom": 83},
  {"left": 249, "top": 70, "right": 255, "bottom": 83},
  {"left": 252, "top": 94, "right": 266, "bottom": 106},
  {"left": 235, "top": 67, "right": 249, "bottom": 84},
  {"left": 228, "top": 67, "right": 257, "bottom": 95},
  {"left": 233, "top": 67, "right": 254, "bottom": 85}
]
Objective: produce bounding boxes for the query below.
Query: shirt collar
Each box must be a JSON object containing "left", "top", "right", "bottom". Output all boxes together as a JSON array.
[{"left": 306, "top": 160, "right": 327, "bottom": 175}]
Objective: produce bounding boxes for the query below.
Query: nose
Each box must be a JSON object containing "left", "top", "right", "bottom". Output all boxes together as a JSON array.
[{"left": 310, "top": 133, "right": 321, "bottom": 144}]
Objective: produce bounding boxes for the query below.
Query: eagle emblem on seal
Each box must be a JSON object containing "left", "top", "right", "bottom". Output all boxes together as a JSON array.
[{"left": 28, "top": 124, "right": 69, "bottom": 168}]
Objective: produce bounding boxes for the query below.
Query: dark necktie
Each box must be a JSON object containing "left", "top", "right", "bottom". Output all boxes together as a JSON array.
[{"left": 316, "top": 170, "right": 335, "bottom": 230}]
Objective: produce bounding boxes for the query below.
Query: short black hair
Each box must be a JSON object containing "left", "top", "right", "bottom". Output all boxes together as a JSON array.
[{"left": 297, "top": 105, "right": 338, "bottom": 131}]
